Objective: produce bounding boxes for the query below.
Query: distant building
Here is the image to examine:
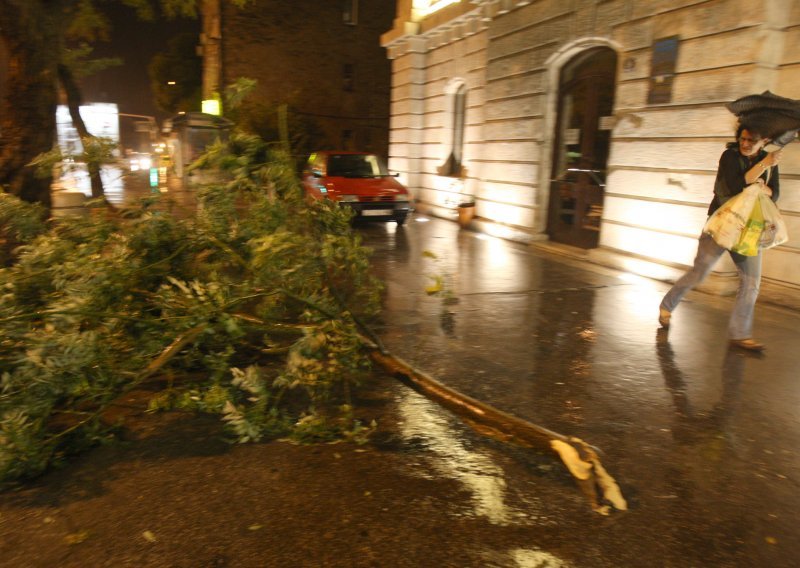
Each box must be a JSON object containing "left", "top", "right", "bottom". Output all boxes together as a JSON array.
[
  {"left": 200, "top": 0, "right": 395, "bottom": 156},
  {"left": 381, "top": 0, "right": 800, "bottom": 293}
]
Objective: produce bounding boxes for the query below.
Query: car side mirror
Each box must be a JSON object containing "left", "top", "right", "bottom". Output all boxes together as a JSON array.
[{"left": 312, "top": 169, "right": 323, "bottom": 178}]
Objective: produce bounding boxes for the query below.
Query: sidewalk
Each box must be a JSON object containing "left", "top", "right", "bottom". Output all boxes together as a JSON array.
[{"left": 531, "top": 238, "right": 800, "bottom": 313}]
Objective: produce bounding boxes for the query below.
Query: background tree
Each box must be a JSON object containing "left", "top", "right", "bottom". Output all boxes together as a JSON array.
[
  {"left": 0, "top": 2, "right": 62, "bottom": 207},
  {"left": 221, "top": 80, "right": 327, "bottom": 170},
  {"left": 0, "top": 0, "right": 248, "bottom": 208},
  {"left": 231, "top": 99, "right": 327, "bottom": 170},
  {"left": 149, "top": 32, "right": 203, "bottom": 114}
]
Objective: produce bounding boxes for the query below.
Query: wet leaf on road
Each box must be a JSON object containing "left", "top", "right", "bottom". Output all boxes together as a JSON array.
[{"left": 64, "top": 530, "right": 90, "bottom": 545}]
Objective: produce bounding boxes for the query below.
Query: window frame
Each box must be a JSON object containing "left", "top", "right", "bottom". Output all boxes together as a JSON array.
[
  {"left": 438, "top": 80, "right": 468, "bottom": 177},
  {"left": 343, "top": 0, "right": 358, "bottom": 25}
]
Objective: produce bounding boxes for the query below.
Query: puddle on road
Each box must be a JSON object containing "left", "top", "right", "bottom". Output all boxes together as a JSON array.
[
  {"left": 396, "top": 389, "right": 538, "bottom": 526},
  {"left": 482, "top": 547, "right": 573, "bottom": 567},
  {"left": 509, "top": 548, "right": 572, "bottom": 567}
]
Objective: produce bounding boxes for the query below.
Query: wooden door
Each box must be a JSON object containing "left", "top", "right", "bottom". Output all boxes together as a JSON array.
[{"left": 547, "top": 48, "right": 617, "bottom": 248}]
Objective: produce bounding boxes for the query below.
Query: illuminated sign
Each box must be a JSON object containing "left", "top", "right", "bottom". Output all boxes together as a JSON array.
[
  {"left": 56, "top": 103, "right": 120, "bottom": 154},
  {"left": 413, "top": 0, "right": 461, "bottom": 19},
  {"left": 202, "top": 99, "right": 221, "bottom": 116},
  {"left": 54, "top": 103, "right": 122, "bottom": 196}
]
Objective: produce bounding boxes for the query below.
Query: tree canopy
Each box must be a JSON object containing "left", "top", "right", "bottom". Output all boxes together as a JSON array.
[
  {"left": 149, "top": 32, "right": 203, "bottom": 114},
  {"left": 0, "top": 0, "right": 248, "bottom": 207}
]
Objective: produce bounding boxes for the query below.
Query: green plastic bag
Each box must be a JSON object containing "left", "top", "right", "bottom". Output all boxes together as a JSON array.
[{"left": 730, "top": 197, "right": 764, "bottom": 256}]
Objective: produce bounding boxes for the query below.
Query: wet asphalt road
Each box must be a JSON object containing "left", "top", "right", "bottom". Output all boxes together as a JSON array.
[
  {"left": 45, "top": 178, "right": 799, "bottom": 566},
  {"left": 356, "top": 214, "right": 800, "bottom": 568}
]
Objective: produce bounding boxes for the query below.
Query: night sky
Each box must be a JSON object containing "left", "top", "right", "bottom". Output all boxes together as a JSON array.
[{"left": 79, "top": 4, "right": 199, "bottom": 149}]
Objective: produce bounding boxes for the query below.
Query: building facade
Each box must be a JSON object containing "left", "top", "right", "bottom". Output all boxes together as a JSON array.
[
  {"left": 381, "top": 0, "right": 800, "bottom": 293},
  {"left": 201, "top": 0, "right": 395, "bottom": 156}
]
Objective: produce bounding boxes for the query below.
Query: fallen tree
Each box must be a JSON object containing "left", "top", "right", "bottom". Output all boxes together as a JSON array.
[
  {"left": 0, "top": 139, "right": 381, "bottom": 484},
  {"left": 2, "top": 132, "right": 626, "bottom": 513}
]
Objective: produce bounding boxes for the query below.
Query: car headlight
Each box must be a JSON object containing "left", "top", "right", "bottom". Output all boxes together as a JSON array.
[{"left": 338, "top": 195, "right": 359, "bottom": 202}]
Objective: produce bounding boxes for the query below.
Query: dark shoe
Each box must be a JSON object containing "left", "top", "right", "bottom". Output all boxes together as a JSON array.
[
  {"left": 729, "top": 338, "right": 765, "bottom": 352},
  {"left": 658, "top": 308, "right": 671, "bottom": 328}
]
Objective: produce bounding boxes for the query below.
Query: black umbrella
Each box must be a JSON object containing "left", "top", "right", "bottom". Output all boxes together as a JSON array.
[{"left": 726, "top": 91, "right": 800, "bottom": 146}]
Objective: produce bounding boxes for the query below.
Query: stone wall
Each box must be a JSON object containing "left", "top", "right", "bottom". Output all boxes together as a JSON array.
[
  {"left": 762, "top": 0, "right": 800, "bottom": 286},
  {"left": 603, "top": 0, "right": 800, "bottom": 283},
  {"left": 383, "top": 0, "right": 800, "bottom": 289}
]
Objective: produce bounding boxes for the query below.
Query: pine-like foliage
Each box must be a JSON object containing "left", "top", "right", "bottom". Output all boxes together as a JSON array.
[{"left": 0, "top": 140, "right": 382, "bottom": 484}]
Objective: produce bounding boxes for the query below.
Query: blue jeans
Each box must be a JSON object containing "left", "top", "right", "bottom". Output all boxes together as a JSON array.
[{"left": 660, "top": 233, "right": 762, "bottom": 339}]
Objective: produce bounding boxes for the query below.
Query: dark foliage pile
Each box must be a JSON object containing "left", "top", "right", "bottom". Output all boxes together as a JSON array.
[{"left": 0, "top": 139, "right": 383, "bottom": 484}]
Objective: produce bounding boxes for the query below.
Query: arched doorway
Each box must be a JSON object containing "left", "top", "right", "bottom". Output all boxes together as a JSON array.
[{"left": 547, "top": 47, "right": 617, "bottom": 249}]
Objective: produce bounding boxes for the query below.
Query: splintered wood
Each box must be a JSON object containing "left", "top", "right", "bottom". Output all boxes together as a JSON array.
[{"left": 370, "top": 348, "right": 627, "bottom": 514}]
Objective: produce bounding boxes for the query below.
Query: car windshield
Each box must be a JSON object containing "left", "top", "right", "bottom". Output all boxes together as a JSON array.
[{"left": 327, "top": 154, "right": 388, "bottom": 177}]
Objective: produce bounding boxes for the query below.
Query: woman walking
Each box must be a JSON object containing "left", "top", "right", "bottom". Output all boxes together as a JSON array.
[{"left": 658, "top": 123, "right": 782, "bottom": 352}]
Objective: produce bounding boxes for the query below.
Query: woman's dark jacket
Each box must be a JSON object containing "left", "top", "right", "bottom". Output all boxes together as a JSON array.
[{"left": 708, "top": 146, "right": 780, "bottom": 215}]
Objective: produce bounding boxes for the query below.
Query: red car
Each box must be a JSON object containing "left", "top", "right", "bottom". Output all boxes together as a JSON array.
[{"left": 301, "top": 151, "right": 412, "bottom": 225}]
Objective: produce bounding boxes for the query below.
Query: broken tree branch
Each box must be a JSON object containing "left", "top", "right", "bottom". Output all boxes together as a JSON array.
[{"left": 369, "top": 348, "right": 627, "bottom": 515}]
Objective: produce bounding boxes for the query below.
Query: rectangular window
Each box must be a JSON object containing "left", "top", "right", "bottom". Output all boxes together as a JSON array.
[
  {"left": 438, "top": 84, "right": 467, "bottom": 177},
  {"left": 452, "top": 87, "right": 467, "bottom": 168},
  {"left": 343, "top": 63, "right": 355, "bottom": 92},
  {"left": 647, "top": 36, "right": 680, "bottom": 105},
  {"left": 341, "top": 129, "right": 353, "bottom": 149},
  {"left": 343, "top": 0, "right": 358, "bottom": 25}
]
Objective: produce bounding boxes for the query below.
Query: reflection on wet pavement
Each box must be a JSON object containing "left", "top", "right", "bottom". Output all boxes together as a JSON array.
[
  {"left": 397, "top": 388, "right": 527, "bottom": 525},
  {"left": 59, "top": 184, "right": 798, "bottom": 565},
  {"left": 511, "top": 548, "right": 571, "bottom": 568},
  {"left": 53, "top": 167, "right": 197, "bottom": 217},
  {"left": 483, "top": 547, "right": 573, "bottom": 568},
  {"left": 362, "top": 215, "right": 800, "bottom": 567},
  {"left": 56, "top": 165, "right": 126, "bottom": 200},
  {"left": 656, "top": 329, "right": 746, "bottom": 450}
]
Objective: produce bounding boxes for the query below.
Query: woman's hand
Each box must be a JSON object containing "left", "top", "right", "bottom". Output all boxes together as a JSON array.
[
  {"left": 764, "top": 148, "right": 783, "bottom": 167},
  {"left": 746, "top": 149, "right": 782, "bottom": 184}
]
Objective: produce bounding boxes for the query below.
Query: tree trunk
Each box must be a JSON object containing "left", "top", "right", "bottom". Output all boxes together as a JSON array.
[
  {"left": 0, "top": 1, "right": 62, "bottom": 209},
  {"left": 57, "top": 63, "right": 105, "bottom": 199}
]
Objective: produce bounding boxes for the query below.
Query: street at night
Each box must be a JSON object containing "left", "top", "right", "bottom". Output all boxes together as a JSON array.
[
  {"left": 3, "top": 1, "right": 800, "bottom": 566},
  {"left": 1, "top": 213, "right": 798, "bottom": 567}
]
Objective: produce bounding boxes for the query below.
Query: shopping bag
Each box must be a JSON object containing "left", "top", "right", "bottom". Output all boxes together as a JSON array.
[
  {"left": 704, "top": 183, "right": 789, "bottom": 256},
  {"left": 730, "top": 196, "right": 763, "bottom": 255},
  {"left": 704, "top": 184, "right": 760, "bottom": 250},
  {"left": 756, "top": 192, "right": 789, "bottom": 250}
]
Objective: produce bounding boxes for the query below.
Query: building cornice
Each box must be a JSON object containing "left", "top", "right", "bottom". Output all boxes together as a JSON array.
[{"left": 382, "top": 0, "right": 535, "bottom": 58}]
